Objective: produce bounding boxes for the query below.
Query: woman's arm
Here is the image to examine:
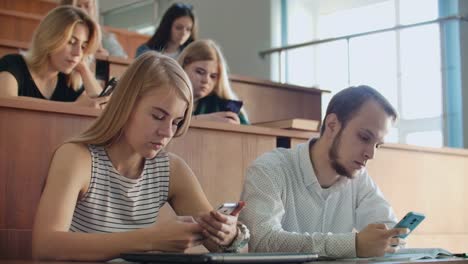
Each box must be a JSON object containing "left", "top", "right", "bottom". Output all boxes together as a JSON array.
[
  {"left": 167, "top": 153, "right": 241, "bottom": 252},
  {"left": 0, "top": 72, "right": 19, "bottom": 97},
  {"left": 32, "top": 144, "right": 204, "bottom": 261},
  {"left": 74, "top": 60, "right": 102, "bottom": 97}
]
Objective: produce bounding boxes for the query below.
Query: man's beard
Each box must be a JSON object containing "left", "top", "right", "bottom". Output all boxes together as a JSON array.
[{"left": 328, "top": 129, "right": 354, "bottom": 179}]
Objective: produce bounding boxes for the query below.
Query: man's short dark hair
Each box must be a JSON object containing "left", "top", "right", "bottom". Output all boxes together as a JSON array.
[{"left": 320, "top": 85, "right": 398, "bottom": 136}]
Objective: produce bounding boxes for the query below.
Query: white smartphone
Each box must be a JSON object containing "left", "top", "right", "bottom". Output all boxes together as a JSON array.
[{"left": 216, "top": 201, "right": 245, "bottom": 216}]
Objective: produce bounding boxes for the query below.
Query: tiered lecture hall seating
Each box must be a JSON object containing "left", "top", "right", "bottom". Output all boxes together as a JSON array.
[{"left": 1, "top": 0, "right": 468, "bottom": 259}]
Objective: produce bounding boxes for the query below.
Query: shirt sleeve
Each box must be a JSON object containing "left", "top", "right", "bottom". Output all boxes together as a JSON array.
[
  {"left": 239, "top": 164, "right": 357, "bottom": 258},
  {"left": 355, "top": 171, "right": 398, "bottom": 230},
  {"left": 135, "top": 44, "right": 151, "bottom": 58},
  {"left": 102, "top": 31, "right": 128, "bottom": 58}
]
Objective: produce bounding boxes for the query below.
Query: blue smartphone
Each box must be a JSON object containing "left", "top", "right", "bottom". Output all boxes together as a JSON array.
[{"left": 394, "top": 211, "right": 425, "bottom": 238}]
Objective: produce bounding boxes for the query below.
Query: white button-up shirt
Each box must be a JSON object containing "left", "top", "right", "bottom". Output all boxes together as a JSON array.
[{"left": 239, "top": 139, "right": 397, "bottom": 258}]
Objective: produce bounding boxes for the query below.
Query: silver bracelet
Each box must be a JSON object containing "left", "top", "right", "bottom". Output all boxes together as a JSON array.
[{"left": 218, "top": 223, "right": 250, "bottom": 253}]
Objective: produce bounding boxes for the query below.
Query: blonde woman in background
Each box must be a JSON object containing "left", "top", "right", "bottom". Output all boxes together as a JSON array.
[
  {"left": 32, "top": 52, "right": 249, "bottom": 261},
  {"left": 0, "top": 6, "right": 107, "bottom": 108},
  {"left": 178, "top": 39, "right": 249, "bottom": 124},
  {"left": 61, "top": 0, "right": 128, "bottom": 58}
]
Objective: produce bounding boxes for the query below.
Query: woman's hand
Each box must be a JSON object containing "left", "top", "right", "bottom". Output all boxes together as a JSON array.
[
  {"left": 74, "top": 92, "right": 110, "bottom": 109},
  {"left": 146, "top": 216, "right": 205, "bottom": 252},
  {"left": 74, "top": 59, "right": 103, "bottom": 97},
  {"left": 196, "top": 210, "right": 239, "bottom": 246},
  {"left": 195, "top": 112, "right": 240, "bottom": 124}
]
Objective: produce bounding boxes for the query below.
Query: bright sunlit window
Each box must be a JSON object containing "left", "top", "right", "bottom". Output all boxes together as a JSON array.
[{"left": 285, "top": 0, "right": 442, "bottom": 147}]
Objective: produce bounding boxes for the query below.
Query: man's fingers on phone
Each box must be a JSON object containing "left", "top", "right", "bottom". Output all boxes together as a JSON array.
[
  {"left": 392, "top": 227, "right": 409, "bottom": 237},
  {"left": 389, "top": 236, "right": 401, "bottom": 246},
  {"left": 386, "top": 245, "right": 399, "bottom": 253}
]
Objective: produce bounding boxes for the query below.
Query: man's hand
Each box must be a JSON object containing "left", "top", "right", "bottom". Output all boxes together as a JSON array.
[{"left": 356, "top": 223, "right": 408, "bottom": 257}]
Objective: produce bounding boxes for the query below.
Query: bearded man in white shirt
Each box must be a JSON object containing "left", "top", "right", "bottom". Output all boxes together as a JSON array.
[{"left": 239, "top": 85, "right": 408, "bottom": 258}]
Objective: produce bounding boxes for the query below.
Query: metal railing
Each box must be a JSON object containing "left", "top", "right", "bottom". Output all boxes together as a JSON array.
[{"left": 259, "top": 15, "right": 468, "bottom": 83}]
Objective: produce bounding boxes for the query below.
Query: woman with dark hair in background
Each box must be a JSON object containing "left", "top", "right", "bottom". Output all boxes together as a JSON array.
[{"left": 135, "top": 2, "right": 197, "bottom": 59}]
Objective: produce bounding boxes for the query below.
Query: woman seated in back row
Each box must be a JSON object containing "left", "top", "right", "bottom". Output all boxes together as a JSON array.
[
  {"left": 60, "top": 0, "right": 128, "bottom": 58},
  {"left": 0, "top": 6, "right": 108, "bottom": 108},
  {"left": 178, "top": 39, "right": 249, "bottom": 125},
  {"left": 135, "top": 2, "right": 197, "bottom": 59},
  {"left": 32, "top": 51, "right": 249, "bottom": 261}
]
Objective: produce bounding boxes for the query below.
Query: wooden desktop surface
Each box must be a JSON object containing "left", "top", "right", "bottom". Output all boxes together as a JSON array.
[
  {"left": 0, "top": 97, "right": 315, "bottom": 259},
  {"left": 1, "top": 258, "right": 468, "bottom": 264}
]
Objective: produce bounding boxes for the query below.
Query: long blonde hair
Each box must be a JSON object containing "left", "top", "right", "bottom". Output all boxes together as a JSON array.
[
  {"left": 178, "top": 39, "right": 246, "bottom": 116},
  {"left": 25, "top": 6, "right": 100, "bottom": 90},
  {"left": 70, "top": 51, "right": 193, "bottom": 146}
]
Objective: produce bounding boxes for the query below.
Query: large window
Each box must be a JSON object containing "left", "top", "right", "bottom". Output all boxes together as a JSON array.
[{"left": 284, "top": 0, "right": 442, "bottom": 147}]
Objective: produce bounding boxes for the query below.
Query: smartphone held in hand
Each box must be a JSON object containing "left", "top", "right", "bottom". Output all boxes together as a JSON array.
[
  {"left": 99, "top": 77, "right": 118, "bottom": 97},
  {"left": 394, "top": 211, "right": 425, "bottom": 238},
  {"left": 216, "top": 201, "right": 245, "bottom": 216}
]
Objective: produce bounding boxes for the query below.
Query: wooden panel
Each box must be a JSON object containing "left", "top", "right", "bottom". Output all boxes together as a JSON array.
[
  {"left": 0, "top": 10, "right": 41, "bottom": 43},
  {"left": 0, "top": 108, "right": 95, "bottom": 231},
  {"left": 167, "top": 128, "right": 276, "bottom": 206},
  {"left": 0, "top": 14, "right": 16, "bottom": 40},
  {"left": 104, "top": 26, "right": 149, "bottom": 59},
  {"left": 232, "top": 80, "right": 321, "bottom": 123},
  {"left": 16, "top": 17, "right": 38, "bottom": 42},
  {"left": 0, "top": 229, "right": 32, "bottom": 260},
  {"left": 0, "top": 98, "right": 310, "bottom": 259},
  {"left": 0, "top": 0, "right": 57, "bottom": 15},
  {"left": 368, "top": 145, "right": 468, "bottom": 252},
  {"left": 105, "top": 58, "right": 326, "bottom": 125}
]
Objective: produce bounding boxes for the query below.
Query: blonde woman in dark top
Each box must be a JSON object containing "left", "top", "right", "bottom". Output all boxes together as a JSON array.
[
  {"left": 178, "top": 39, "right": 249, "bottom": 124},
  {"left": 0, "top": 6, "right": 108, "bottom": 108},
  {"left": 60, "top": 0, "right": 128, "bottom": 58},
  {"left": 32, "top": 52, "right": 249, "bottom": 261}
]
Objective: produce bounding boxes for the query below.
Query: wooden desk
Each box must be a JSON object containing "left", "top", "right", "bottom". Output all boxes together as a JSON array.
[
  {"left": 0, "top": 8, "right": 147, "bottom": 60},
  {"left": 1, "top": 258, "right": 468, "bottom": 264},
  {"left": 0, "top": 98, "right": 314, "bottom": 259},
  {"left": 1, "top": 98, "right": 468, "bottom": 258},
  {"left": 106, "top": 57, "right": 327, "bottom": 124},
  {"left": 0, "top": 39, "right": 327, "bottom": 124},
  {"left": 0, "top": 0, "right": 57, "bottom": 16}
]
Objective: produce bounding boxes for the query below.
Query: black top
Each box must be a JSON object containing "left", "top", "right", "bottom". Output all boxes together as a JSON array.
[
  {"left": 194, "top": 94, "right": 249, "bottom": 125},
  {"left": 0, "top": 54, "right": 83, "bottom": 101}
]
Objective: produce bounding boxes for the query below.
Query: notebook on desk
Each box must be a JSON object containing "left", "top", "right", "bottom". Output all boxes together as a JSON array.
[{"left": 120, "top": 252, "right": 320, "bottom": 264}]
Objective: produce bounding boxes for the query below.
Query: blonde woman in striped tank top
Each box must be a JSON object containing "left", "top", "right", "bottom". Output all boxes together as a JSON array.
[{"left": 32, "top": 51, "right": 248, "bottom": 261}]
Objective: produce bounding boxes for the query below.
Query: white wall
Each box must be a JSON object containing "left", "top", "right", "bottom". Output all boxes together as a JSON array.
[{"left": 157, "top": 0, "right": 274, "bottom": 80}]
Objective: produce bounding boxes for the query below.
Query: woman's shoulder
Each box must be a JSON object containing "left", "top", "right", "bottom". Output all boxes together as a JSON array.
[
  {"left": 0, "top": 53, "right": 23, "bottom": 62},
  {"left": 135, "top": 44, "right": 151, "bottom": 58},
  {"left": 55, "top": 142, "right": 91, "bottom": 161},
  {"left": 0, "top": 54, "right": 27, "bottom": 71},
  {"left": 166, "top": 152, "right": 193, "bottom": 174}
]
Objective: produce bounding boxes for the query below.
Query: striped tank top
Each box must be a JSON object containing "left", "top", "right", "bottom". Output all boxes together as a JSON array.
[{"left": 70, "top": 145, "right": 170, "bottom": 233}]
